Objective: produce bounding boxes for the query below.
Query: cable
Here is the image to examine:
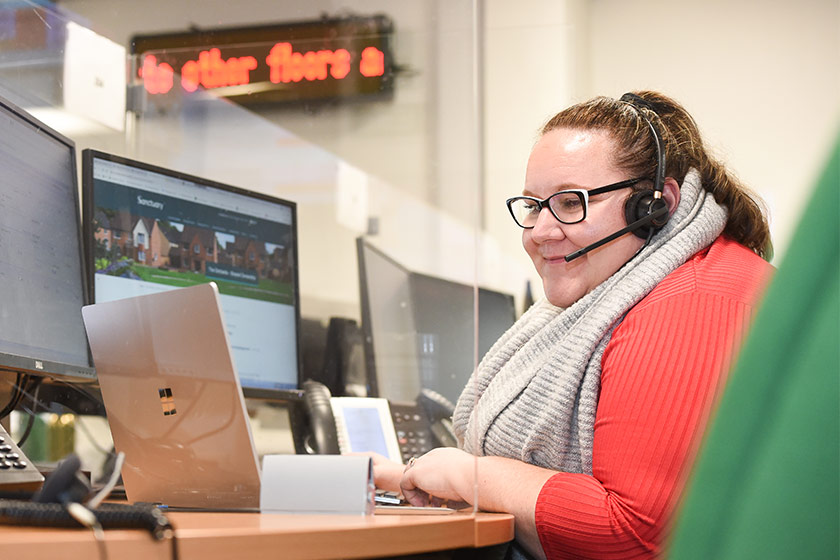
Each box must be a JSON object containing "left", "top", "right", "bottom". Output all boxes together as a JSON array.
[
  {"left": 1, "top": 373, "right": 44, "bottom": 422},
  {"left": 0, "top": 499, "right": 174, "bottom": 535},
  {"left": 0, "top": 370, "right": 25, "bottom": 419},
  {"left": 87, "top": 452, "right": 125, "bottom": 509},
  {"left": 0, "top": 500, "right": 178, "bottom": 560},
  {"left": 11, "top": 377, "right": 120, "bottom": 504},
  {"left": 15, "top": 380, "right": 42, "bottom": 447},
  {"left": 630, "top": 227, "right": 657, "bottom": 263},
  {"left": 9, "top": 377, "right": 113, "bottom": 457},
  {"left": 15, "top": 404, "right": 37, "bottom": 448},
  {"left": 66, "top": 501, "right": 108, "bottom": 560}
]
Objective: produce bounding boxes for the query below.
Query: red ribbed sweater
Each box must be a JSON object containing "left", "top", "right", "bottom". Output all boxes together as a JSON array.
[{"left": 535, "top": 236, "right": 773, "bottom": 559}]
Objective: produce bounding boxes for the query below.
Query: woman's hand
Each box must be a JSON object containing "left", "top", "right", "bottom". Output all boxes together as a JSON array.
[
  {"left": 346, "top": 451, "right": 404, "bottom": 493},
  {"left": 400, "top": 447, "right": 474, "bottom": 509}
]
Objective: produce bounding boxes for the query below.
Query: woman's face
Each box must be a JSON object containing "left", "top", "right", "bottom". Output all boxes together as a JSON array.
[{"left": 522, "top": 127, "right": 645, "bottom": 308}]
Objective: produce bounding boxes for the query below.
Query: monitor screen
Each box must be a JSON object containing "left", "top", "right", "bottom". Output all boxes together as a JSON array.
[
  {"left": 0, "top": 96, "right": 95, "bottom": 381},
  {"left": 82, "top": 150, "right": 301, "bottom": 397},
  {"left": 356, "top": 237, "right": 516, "bottom": 405},
  {"left": 409, "top": 273, "right": 516, "bottom": 405},
  {"left": 356, "top": 238, "right": 418, "bottom": 403}
]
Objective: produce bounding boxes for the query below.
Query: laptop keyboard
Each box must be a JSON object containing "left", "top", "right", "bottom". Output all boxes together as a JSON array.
[
  {"left": 373, "top": 488, "right": 456, "bottom": 514},
  {"left": 374, "top": 488, "right": 402, "bottom": 505}
]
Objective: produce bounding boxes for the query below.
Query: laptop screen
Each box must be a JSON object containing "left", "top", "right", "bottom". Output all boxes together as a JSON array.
[{"left": 82, "top": 150, "right": 301, "bottom": 397}]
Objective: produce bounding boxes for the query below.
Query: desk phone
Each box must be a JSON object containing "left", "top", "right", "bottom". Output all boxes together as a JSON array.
[
  {"left": 389, "top": 402, "right": 435, "bottom": 463},
  {"left": 0, "top": 423, "right": 44, "bottom": 492},
  {"left": 301, "top": 380, "right": 456, "bottom": 462}
]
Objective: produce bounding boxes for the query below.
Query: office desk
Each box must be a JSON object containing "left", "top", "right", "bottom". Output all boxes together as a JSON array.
[{"left": 1, "top": 509, "right": 515, "bottom": 559}]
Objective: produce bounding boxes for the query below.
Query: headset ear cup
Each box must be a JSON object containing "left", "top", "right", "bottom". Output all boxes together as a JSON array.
[
  {"left": 624, "top": 190, "right": 669, "bottom": 239},
  {"left": 649, "top": 198, "right": 670, "bottom": 229},
  {"left": 624, "top": 190, "right": 654, "bottom": 239}
]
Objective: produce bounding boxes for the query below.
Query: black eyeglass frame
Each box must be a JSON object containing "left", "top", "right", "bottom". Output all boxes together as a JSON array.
[{"left": 505, "top": 177, "right": 647, "bottom": 229}]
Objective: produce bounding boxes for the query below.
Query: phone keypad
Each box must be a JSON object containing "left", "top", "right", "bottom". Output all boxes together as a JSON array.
[
  {"left": 390, "top": 405, "right": 434, "bottom": 463},
  {"left": 0, "top": 424, "right": 44, "bottom": 490}
]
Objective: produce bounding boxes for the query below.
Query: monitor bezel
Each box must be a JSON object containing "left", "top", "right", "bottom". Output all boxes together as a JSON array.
[
  {"left": 0, "top": 95, "right": 96, "bottom": 382},
  {"left": 81, "top": 149, "right": 304, "bottom": 400}
]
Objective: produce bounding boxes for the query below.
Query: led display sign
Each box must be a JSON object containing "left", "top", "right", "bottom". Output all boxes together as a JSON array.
[{"left": 130, "top": 15, "right": 394, "bottom": 107}]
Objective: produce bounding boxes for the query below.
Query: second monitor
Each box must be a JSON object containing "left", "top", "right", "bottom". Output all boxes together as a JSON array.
[
  {"left": 81, "top": 150, "right": 302, "bottom": 399},
  {"left": 356, "top": 237, "right": 516, "bottom": 406}
]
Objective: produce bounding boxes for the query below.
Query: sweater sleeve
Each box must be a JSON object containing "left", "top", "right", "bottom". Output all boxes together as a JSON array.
[{"left": 534, "top": 288, "right": 756, "bottom": 559}]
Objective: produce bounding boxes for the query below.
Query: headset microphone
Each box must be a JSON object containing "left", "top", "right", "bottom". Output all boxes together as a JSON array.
[{"left": 564, "top": 203, "right": 668, "bottom": 262}]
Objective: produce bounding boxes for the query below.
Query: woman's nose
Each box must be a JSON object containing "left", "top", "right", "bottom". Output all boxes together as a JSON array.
[{"left": 529, "top": 207, "right": 566, "bottom": 242}]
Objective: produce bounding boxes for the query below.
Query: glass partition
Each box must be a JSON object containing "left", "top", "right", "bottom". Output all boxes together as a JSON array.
[
  {"left": 0, "top": 0, "right": 527, "bottom": 516},
  {"left": 2, "top": 0, "right": 833, "bottom": 549}
]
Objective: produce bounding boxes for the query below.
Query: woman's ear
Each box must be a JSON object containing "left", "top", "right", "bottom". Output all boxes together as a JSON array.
[{"left": 662, "top": 177, "right": 681, "bottom": 216}]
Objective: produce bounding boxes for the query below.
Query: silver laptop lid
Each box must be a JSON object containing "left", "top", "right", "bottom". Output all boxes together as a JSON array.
[{"left": 82, "top": 282, "right": 261, "bottom": 509}]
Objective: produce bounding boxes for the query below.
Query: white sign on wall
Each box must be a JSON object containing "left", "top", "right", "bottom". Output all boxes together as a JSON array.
[{"left": 63, "top": 21, "right": 126, "bottom": 131}]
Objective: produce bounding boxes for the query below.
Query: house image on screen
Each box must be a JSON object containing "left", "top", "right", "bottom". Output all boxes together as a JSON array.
[
  {"left": 94, "top": 210, "right": 173, "bottom": 268},
  {"left": 132, "top": 217, "right": 173, "bottom": 267},
  {"left": 173, "top": 226, "right": 219, "bottom": 274},
  {"left": 221, "top": 236, "right": 267, "bottom": 277},
  {"left": 265, "top": 244, "right": 291, "bottom": 282},
  {"left": 95, "top": 209, "right": 292, "bottom": 283}
]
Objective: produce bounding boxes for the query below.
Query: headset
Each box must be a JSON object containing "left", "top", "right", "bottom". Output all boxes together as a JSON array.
[{"left": 564, "top": 92, "right": 670, "bottom": 262}]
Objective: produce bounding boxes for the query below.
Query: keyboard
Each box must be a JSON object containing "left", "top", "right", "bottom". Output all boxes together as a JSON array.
[
  {"left": 373, "top": 488, "right": 455, "bottom": 515},
  {"left": 374, "top": 488, "right": 402, "bottom": 505}
]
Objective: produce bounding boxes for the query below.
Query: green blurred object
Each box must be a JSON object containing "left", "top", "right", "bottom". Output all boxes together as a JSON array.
[
  {"left": 20, "top": 414, "right": 49, "bottom": 462},
  {"left": 668, "top": 129, "right": 840, "bottom": 559},
  {"left": 20, "top": 413, "right": 76, "bottom": 463}
]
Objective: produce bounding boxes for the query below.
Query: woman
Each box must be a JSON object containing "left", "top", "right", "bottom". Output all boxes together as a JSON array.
[{"left": 371, "top": 91, "right": 774, "bottom": 559}]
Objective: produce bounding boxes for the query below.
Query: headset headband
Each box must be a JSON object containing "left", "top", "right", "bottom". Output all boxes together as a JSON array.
[{"left": 619, "top": 92, "right": 666, "bottom": 198}]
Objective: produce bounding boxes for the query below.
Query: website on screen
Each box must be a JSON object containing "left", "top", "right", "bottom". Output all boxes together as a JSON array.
[{"left": 91, "top": 158, "right": 297, "bottom": 390}]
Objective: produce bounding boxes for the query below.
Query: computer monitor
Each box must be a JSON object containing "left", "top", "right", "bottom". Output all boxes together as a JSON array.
[
  {"left": 0, "top": 95, "right": 95, "bottom": 381},
  {"left": 356, "top": 238, "right": 418, "bottom": 403},
  {"left": 81, "top": 150, "right": 302, "bottom": 399},
  {"left": 356, "top": 237, "right": 516, "bottom": 405},
  {"left": 409, "top": 273, "right": 516, "bottom": 405}
]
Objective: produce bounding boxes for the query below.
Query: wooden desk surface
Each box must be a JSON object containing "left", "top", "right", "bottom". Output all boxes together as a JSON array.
[{"left": 1, "top": 509, "right": 514, "bottom": 560}]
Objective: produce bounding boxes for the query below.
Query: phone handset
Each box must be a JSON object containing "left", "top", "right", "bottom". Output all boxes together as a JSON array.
[
  {"left": 416, "top": 389, "right": 458, "bottom": 448},
  {"left": 302, "top": 380, "right": 341, "bottom": 455}
]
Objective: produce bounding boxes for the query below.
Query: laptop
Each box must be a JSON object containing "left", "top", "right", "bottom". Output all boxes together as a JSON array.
[{"left": 82, "top": 282, "right": 261, "bottom": 510}]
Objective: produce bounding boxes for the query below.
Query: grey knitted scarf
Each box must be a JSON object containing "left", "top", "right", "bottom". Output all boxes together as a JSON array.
[{"left": 453, "top": 169, "right": 727, "bottom": 474}]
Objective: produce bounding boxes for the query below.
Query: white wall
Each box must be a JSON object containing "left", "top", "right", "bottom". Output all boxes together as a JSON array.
[
  {"left": 584, "top": 0, "right": 838, "bottom": 261},
  {"left": 483, "top": 0, "right": 589, "bottom": 303}
]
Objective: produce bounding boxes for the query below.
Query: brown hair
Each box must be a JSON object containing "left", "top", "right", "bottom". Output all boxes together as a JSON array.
[{"left": 540, "top": 91, "right": 772, "bottom": 258}]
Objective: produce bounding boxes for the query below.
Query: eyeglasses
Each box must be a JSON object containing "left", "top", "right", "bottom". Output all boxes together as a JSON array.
[{"left": 505, "top": 177, "right": 646, "bottom": 229}]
